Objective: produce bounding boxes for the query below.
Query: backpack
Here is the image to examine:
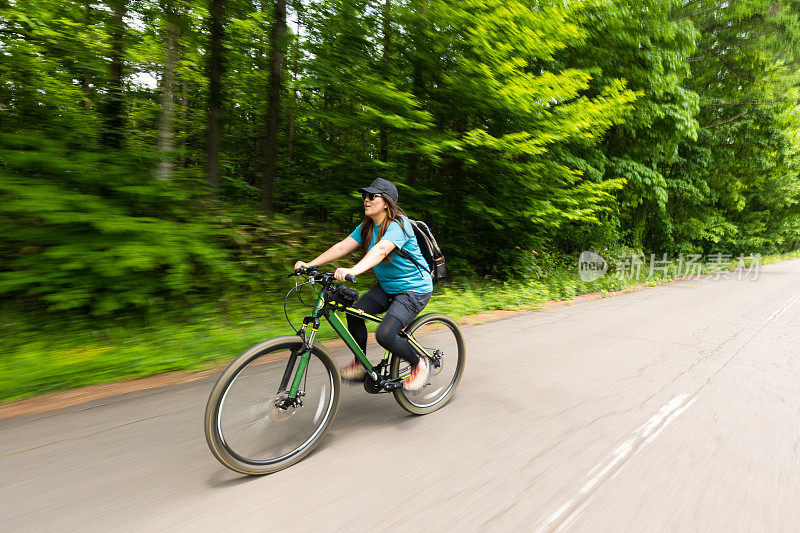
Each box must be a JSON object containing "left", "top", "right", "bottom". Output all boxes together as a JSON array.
[{"left": 395, "top": 218, "right": 446, "bottom": 284}]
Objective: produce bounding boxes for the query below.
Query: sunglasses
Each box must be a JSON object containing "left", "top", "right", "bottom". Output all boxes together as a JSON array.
[{"left": 362, "top": 192, "right": 382, "bottom": 201}]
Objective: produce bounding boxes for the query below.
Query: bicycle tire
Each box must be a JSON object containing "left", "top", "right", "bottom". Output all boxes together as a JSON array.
[
  {"left": 204, "top": 336, "right": 341, "bottom": 475},
  {"left": 390, "top": 313, "right": 465, "bottom": 415}
]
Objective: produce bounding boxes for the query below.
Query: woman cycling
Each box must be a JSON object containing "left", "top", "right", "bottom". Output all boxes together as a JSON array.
[{"left": 293, "top": 178, "right": 433, "bottom": 391}]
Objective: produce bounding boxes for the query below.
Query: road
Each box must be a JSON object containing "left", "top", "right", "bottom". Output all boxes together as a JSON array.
[{"left": 2, "top": 259, "right": 800, "bottom": 531}]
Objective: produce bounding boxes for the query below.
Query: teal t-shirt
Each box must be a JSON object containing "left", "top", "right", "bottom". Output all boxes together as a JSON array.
[{"left": 349, "top": 216, "right": 433, "bottom": 295}]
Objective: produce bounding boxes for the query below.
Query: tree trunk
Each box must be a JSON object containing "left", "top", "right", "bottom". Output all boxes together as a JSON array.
[
  {"left": 407, "top": 0, "right": 427, "bottom": 182},
  {"left": 206, "top": 0, "right": 224, "bottom": 192},
  {"left": 286, "top": 13, "right": 300, "bottom": 168},
  {"left": 379, "top": 0, "right": 390, "bottom": 163},
  {"left": 156, "top": 4, "right": 178, "bottom": 181},
  {"left": 81, "top": 2, "right": 93, "bottom": 111},
  {"left": 261, "top": 0, "right": 287, "bottom": 213},
  {"left": 103, "top": 0, "right": 126, "bottom": 148},
  {"left": 253, "top": 42, "right": 265, "bottom": 187},
  {"left": 179, "top": 81, "right": 188, "bottom": 168}
]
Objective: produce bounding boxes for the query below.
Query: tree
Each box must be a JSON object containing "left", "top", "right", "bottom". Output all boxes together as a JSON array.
[
  {"left": 206, "top": 0, "right": 225, "bottom": 191},
  {"left": 261, "top": 0, "right": 287, "bottom": 212},
  {"left": 668, "top": 0, "right": 800, "bottom": 253},
  {"left": 407, "top": 0, "right": 638, "bottom": 273},
  {"left": 103, "top": 0, "right": 128, "bottom": 148},
  {"left": 557, "top": 0, "right": 699, "bottom": 252},
  {"left": 156, "top": 0, "right": 180, "bottom": 180}
]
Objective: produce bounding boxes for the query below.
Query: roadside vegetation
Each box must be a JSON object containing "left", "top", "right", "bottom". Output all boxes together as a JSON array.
[{"left": 3, "top": 241, "right": 797, "bottom": 403}]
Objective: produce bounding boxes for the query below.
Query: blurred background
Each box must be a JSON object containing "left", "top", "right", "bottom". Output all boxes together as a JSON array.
[{"left": 2, "top": 0, "right": 800, "bottom": 403}]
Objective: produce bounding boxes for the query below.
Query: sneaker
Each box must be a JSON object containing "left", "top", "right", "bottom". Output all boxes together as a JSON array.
[
  {"left": 340, "top": 359, "right": 367, "bottom": 381},
  {"left": 403, "top": 357, "right": 430, "bottom": 391}
]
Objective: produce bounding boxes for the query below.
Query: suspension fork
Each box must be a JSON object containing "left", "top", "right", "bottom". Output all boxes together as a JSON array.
[
  {"left": 288, "top": 326, "right": 318, "bottom": 398},
  {"left": 277, "top": 347, "right": 300, "bottom": 394},
  {"left": 285, "top": 291, "right": 326, "bottom": 399},
  {"left": 278, "top": 324, "right": 313, "bottom": 394}
]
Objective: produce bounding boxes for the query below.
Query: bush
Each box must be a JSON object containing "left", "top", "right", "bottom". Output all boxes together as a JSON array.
[{"left": 0, "top": 133, "right": 241, "bottom": 315}]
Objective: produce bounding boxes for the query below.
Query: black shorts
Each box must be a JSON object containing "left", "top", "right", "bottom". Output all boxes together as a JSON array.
[{"left": 354, "top": 284, "right": 432, "bottom": 327}]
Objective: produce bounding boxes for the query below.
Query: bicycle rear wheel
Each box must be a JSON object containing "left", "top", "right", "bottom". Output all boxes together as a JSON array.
[
  {"left": 204, "top": 336, "right": 341, "bottom": 475},
  {"left": 390, "top": 313, "right": 465, "bottom": 415}
]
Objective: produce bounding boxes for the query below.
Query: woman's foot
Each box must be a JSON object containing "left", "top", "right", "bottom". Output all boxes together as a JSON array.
[
  {"left": 403, "top": 357, "right": 430, "bottom": 391},
  {"left": 340, "top": 359, "right": 367, "bottom": 381}
]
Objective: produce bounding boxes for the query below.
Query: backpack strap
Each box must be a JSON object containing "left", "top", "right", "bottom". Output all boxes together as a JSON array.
[
  {"left": 391, "top": 216, "right": 432, "bottom": 275},
  {"left": 394, "top": 247, "right": 431, "bottom": 274}
]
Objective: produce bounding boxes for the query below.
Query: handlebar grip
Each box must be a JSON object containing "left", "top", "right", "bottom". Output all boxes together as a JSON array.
[
  {"left": 345, "top": 274, "right": 357, "bottom": 283},
  {"left": 290, "top": 266, "right": 318, "bottom": 277}
]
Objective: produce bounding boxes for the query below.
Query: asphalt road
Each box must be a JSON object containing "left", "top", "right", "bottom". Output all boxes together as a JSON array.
[{"left": 2, "top": 259, "right": 800, "bottom": 531}]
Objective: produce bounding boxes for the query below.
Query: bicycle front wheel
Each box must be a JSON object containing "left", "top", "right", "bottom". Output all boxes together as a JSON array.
[
  {"left": 390, "top": 313, "right": 466, "bottom": 415},
  {"left": 204, "top": 336, "right": 341, "bottom": 475}
]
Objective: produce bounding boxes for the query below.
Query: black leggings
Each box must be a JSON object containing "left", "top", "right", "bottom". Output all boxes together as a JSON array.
[{"left": 346, "top": 292, "right": 421, "bottom": 366}]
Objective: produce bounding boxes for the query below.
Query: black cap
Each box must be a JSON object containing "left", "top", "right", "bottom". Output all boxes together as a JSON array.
[{"left": 358, "top": 178, "right": 398, "bottom": 204}]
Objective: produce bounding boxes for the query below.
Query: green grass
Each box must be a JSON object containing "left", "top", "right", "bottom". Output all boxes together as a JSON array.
[{"left": 2, "top": 250, "right": 798, "bottom": 403}]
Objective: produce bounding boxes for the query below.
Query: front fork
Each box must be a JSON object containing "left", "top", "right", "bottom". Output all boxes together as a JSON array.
[{"left": 282, "top": 318, "right": 320, "bottom": 400}]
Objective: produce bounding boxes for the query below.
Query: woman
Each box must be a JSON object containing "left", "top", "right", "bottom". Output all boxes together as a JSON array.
[{"left": 294, "top": 178, "right": 433, "bottom": 391}]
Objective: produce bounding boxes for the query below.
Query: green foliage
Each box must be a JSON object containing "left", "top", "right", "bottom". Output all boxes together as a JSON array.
[
  {"left": 664, "top": 0, "right": 800, "bottom": 254},
  {"left": 0, "top": 133, "right": 239, "bottom": 314},
  {"left": 220, "top": 211, "right": 353, "bottom": 291}
]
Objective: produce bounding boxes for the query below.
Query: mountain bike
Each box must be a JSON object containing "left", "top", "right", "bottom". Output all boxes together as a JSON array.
[{"left": 204, "top": 266, "right": 466, "bottom": 475}]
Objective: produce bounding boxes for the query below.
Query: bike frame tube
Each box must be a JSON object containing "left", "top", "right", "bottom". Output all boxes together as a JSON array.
[
  {"left": 326, "top": 311, "right": 372, "bottom": 371},
  {"left": 405, "top": 334, "right": 433, "bottom": 359},
  {"left": 343, "top": 306, "right": 382, "bottom": 323}
]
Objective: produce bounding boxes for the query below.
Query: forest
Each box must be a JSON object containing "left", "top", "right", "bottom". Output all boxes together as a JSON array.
[{"left": 1, "top": 0, "right": 800, "bottom": 398}]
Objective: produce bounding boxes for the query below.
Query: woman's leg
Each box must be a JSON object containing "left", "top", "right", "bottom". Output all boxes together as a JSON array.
[
  {"left": 346, "top": 284, "right": 391, "bottom": 355},
  {"left": 375, "top": 315, "right": 419, "bottom": 365},
  {"left": 374, "top": 291, "right": 432, "bottom": 366}
]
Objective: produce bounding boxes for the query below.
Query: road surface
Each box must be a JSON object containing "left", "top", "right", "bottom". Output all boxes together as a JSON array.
[{"left": 2, "top": 259, "right": 800, "bottom": 531}]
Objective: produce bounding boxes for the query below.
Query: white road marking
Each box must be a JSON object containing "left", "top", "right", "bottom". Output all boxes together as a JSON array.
[
  {"left": 537, "top": 289, "right": 800, "bottom": 531},
  {"left": 544, "top": 501, "right": 574, "bottom": 528},
  {"left": 538, "top": 393, "right": 694, "bottom": 532},
  {"left": 642, "top": 399, "right": 696, "bottom": 449},
  {"left": 637, "top": 394, "right": 690, "bottom": 438},
  {"left": 557, "top": 495, "right": 596, "bottom": 532},
  {"left": 766, "top": 290, "right": 800, "bottom": 322}
]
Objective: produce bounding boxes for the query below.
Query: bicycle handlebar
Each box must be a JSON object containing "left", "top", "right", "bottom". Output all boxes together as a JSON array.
[{"left": 288, "top": 266, "right": 356, "bottom": 284}]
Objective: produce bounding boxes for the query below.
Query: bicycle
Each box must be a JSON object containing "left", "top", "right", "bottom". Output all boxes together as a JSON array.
[{"left": 204, "top": 266, "right": 466, "bottom": 475}]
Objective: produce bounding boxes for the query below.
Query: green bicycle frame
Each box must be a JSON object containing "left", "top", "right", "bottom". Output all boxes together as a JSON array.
[{"left": 287, "top": 288, "right": 433, "bottom": 398}]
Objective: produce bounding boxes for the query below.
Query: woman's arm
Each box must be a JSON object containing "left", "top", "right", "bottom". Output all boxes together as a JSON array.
[
  {"left": 294, "top": 236, "right": 360, "bottom": 271},
  {"left": 334, "top": 239, "right": 395, "bottom": 281}
]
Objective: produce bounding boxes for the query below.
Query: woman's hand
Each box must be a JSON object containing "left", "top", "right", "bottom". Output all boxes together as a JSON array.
[
  {"left": 294, "top": 260, "right": 312, "bottom": 271},
  {"left": 334, "top": 267, "right": 357, "bottom": 282}
]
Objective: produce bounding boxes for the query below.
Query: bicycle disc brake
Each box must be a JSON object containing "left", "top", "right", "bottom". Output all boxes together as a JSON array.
[
  {"left": 268, "top": 391, "right": 298, "bottom": 422},
  {"left": 430, "top": 350, "right": 444, "bottom": 376}
]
